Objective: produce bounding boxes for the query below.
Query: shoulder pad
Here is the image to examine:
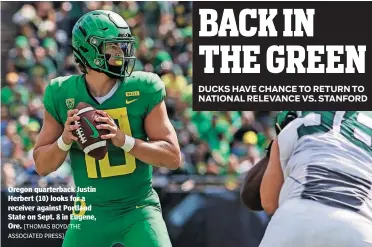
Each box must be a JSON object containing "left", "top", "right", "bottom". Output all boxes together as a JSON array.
[
  {"left": 49, "top": 75, "right": 77, "bottom": 88},
  {"left": 125, "top": 71, "right": 165, "bottom": 94}
]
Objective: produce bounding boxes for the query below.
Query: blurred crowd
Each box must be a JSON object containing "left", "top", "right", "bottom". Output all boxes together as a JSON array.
[{"left": 1, "top": 2, "right": 277, "bottom": 189}]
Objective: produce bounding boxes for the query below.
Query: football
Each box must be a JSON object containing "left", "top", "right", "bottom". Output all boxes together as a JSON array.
[
  {"left": 72, "top": 102, "right": 109, "bottom": 160},
  {"left": 240, "top": 157, "right": 269, "bottom": 211}
]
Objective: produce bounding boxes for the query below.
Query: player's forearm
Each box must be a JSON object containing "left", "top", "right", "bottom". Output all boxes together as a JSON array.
[
  {"left": 33, "top": 143, "right": 69, "bottom": 176},
  {"left": 129, "top": 139, "right": 181, "bottom": 170}
]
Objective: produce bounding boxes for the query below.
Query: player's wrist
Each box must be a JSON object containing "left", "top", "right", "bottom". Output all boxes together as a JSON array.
[
  {"left": 120, "top": 134, "right": 135, "bottom": 153},
  {"left": 57, "top": 135, "right": 72, "bottom": 152},
  {"left": 61, "top": 133, "right": 73, "bottom": 145}
]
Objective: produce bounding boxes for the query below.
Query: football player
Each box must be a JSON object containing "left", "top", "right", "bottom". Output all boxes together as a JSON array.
[
  {"left": 244, "top": 111, "right": 372, "bottom": 247},
  {"left": 33, "top": 10, "right": 181, "bottom": 247}
]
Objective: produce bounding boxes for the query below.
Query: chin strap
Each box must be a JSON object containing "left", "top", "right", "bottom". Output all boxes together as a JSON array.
[{"left": 102, "top": 71, "right": 123, "bottom": 80}]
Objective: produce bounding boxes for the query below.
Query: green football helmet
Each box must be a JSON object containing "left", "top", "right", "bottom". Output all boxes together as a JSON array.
[
  {"left": 275, "top": 111, "right": 298, "bottom": 134},
  {"left": 72, "top": 10, "right": 136, "bottom": 79}
]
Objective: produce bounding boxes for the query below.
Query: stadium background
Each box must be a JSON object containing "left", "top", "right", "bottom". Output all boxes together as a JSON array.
[{"left": 1, "top": 2, "right": 274, "bottom": 246}]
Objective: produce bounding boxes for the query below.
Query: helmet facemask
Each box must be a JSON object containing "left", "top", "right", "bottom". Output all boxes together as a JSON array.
[{"left": 90, "top": 36, "right": 136, "bottom": 79}]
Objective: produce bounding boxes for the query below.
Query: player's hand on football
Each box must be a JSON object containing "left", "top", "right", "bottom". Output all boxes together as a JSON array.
[
  {"left": 95, "top": 110, "right": 125, "bottom": 147},
  {"left": 62, "top": 109, "right": 80, "bottom": 145}
]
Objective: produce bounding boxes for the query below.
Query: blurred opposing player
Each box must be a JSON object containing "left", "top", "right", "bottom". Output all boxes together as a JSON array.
[
  {"left": 259, "top": 111, "right": 372, "bottom": 247},
  {"left": 33, "top": 10, "right": 181, "bottom": 247},
  {"left": 240, "top": 111, "right": 297, "bottom": 210}
]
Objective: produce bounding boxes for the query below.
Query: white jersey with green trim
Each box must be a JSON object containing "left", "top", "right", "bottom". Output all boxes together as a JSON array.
[{"left": 277, "top": 111, "right": 372, "bottom": 221}]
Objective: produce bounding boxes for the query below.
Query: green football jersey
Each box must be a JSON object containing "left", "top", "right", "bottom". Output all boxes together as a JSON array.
[{"left": 43, "top": 71, "right": 166, "bottom": 207}]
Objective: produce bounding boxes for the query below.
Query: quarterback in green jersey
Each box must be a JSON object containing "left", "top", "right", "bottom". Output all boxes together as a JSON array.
[{"left": 33, "top": 10, "right": 181, "bottom": 247}]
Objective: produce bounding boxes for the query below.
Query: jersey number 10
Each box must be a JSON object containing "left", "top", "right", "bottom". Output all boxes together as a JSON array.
[
  {"left": 85, "top": 107, "right": 136, "bottom": 178},
  {"left": 298, "top": 111, "right": 372, "bottom": 153}
]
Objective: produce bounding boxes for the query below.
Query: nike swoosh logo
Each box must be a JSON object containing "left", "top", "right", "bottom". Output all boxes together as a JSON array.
[
  {"left": 135, "top": 205, "right": 146, "bottom": 209},
  {"left": 126, "top": 98, "right": 139, "bottom": 104},
  {"left": 83, "top": 117, "right": 99, "bottom": 138}
]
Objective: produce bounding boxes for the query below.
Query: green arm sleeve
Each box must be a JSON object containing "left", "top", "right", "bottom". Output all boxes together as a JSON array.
[{"left": 43, "top": 84, "right": 62, "bottom": 124}]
